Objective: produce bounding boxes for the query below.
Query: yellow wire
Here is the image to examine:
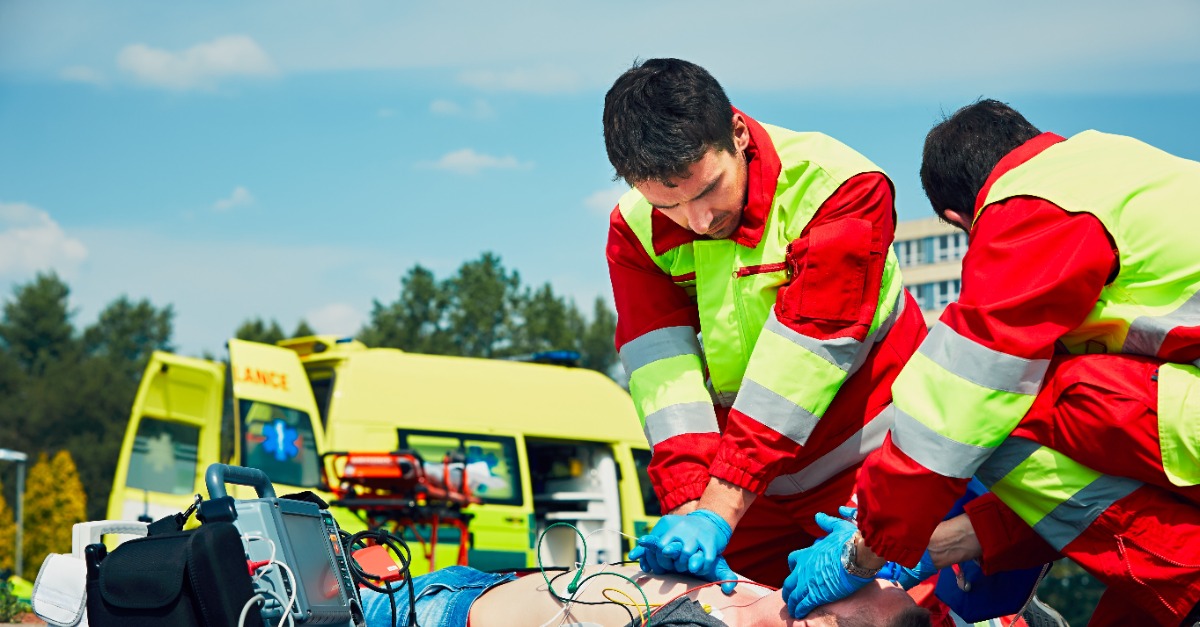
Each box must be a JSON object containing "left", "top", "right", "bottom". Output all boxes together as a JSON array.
[{"left": 601, "top": 588, "right": 712, "bottom": 616}]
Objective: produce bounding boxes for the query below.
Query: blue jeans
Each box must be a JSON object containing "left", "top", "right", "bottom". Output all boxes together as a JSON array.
[{"left": 360, "top": 566, "right": 517, "bottom": 627}]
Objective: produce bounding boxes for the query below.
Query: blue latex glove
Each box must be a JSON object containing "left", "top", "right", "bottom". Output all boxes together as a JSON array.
[
  {"left": 628, "top": 509, "right": 734, "bottom": 587},
  {"left": 882, "top": 550, "right": 938, "bottom": 590},
  {"left": 780, "top": 507, "right": 872, "bottom": 618}
]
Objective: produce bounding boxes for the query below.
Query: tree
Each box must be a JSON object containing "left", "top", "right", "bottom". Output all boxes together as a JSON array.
[
  {"left": 359, "top": 254, "right": 620, "bottom": 376},
  {"left": 579, "top": 297, "right": 618, "bottom": 375},
  {"left": 292, "top": 319, "right": 316, "bottom": 338},
  {"left": 0, "top": 476, "right": 13, "bottom": 573},
  {"left": 445, "top": 253, "right": 522, "bottom": 358},
  {"left": 510, "top": 283, "right": 575, "bottom": 356},
  {"left": 0, "top": 272, "right": 76, "bottom": 376},
  {"left": 235, "top": 317, "right": 285, "bottom": 345},
  {"left": 82, "top": 295, "right": 174, "bottom": 379},
  {"left": 359, "top": 265, "right": 452, "bottom": 354},
  {"left": 21, "top": 451, "right": 85, "bottom": 580}
]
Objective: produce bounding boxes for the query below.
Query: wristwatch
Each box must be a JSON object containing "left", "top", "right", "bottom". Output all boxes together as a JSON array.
[{"left": 841, "top": 537, "right": 883, "bottom": 579}]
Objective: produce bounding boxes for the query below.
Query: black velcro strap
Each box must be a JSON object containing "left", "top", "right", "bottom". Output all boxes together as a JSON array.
[{"left": 98, "top": 532, "right": 189, "bottom": 609}]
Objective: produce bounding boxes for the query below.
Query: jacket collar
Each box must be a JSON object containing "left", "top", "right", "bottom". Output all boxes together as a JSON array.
[
  {"left": 650, "top": 108, "right": 782, "bottom": 255},
  {"left": 973, "top": 132, "right": 1066, "bottom": 221}
]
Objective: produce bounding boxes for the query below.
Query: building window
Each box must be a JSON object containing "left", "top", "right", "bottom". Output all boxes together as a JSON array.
[
  {"left": 911, "top": 279, "right": 962, "bottom": 311},
  {"left": 893, "top": 238, "right": 927, "bottom": 267}
]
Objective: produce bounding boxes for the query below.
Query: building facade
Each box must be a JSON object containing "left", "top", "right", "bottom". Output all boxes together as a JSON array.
[{"left": 894, "top": 217, "right": 967, "bottom": 326}]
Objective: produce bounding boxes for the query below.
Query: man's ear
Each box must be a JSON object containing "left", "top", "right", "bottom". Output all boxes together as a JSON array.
[
  {"left": 941, "top": 208, "right": 972, "bottom": 232},
  {"left": 731, "top": 113, "right": 750, "bottom": 153}
]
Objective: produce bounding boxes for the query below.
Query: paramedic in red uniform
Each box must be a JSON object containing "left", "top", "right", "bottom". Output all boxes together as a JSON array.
[
  {"left": 783, "top": 99, "right": 1200, "bottom": 625},
  {"left": 602, "top": 58, "right": 929, "bottom": 595}
]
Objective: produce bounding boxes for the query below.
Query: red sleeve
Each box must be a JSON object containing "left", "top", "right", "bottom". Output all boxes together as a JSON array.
[
  {"left": 858, "top": 199, "right": 1117, "bottom": 565},
  {"left": 608, "top": 208, "right": 713, "bottom": 510},
  {"left": 964, "top": 492, "right": 1061, "bottom": 574},
  {"left": 711, "top": 172, "right": 896, "bottom": 492}
]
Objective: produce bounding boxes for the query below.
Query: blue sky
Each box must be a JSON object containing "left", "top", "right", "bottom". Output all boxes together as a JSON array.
[{"left": 1, "top": 0, "right": 1198, "bottom": 357}]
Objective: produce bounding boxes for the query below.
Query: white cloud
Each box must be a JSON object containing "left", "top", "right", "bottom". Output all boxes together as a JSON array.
[
  {"left": 457, "top": 65, "right": 582, "bottom": 94},
  {"left": 0, "top": 202, "right": 88, "bottom": 279},
  {"left": 424, "top": 148, "right": 532, "bottom": 175},
  {"left": 117, "top": 35, "right": 277, "bottom": 91},
  {"left": 584, "top": 186, "right": 628, "bottom": 216},
  {"left": 305, "top": 302, "right": 365, "bottom": 338},
  {"left": 377, "top": 107, "right": 396, "bottom": 118},
  {"left": 213, "top": 186, "right": 255, "bottom": 211},
  {"left": 429, "top": 98, "right": 494, "bottom": 118},
  {"left": 59, "top": 65, "right": 106, "bottom": 86}
]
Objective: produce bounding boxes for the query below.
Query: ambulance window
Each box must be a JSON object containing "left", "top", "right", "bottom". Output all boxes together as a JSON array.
[
  {"left": 306, "top": 367, "right": 335, "bottom": 429},
  {"left": 127, "top": 417, "right": 200, "bottom": 495},
  {"left": 399, "top": 430, "right": 522, "bottom": 506},
  {"left": 631, "top": 449, "right": 662, "bottom": 517},
  {"left": 240, "top": 400, "right": 321, "bottom": 488}
]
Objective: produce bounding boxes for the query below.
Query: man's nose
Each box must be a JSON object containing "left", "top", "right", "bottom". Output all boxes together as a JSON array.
[{"left": 685, "top": 204, "right": 715, "bottom": 234}]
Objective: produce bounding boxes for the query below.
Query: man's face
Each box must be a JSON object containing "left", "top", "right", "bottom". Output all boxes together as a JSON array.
[
  {"left": 802, "top": 580, "right": 919, "bottom": 625},
  {"left": 635, "top": 118, "right": 750, "bottom": 240}
]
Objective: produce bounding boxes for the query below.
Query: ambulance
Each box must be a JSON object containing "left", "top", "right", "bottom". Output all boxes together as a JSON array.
[{"left": 106, "top": 336, "right": 661, "bottom": 574}]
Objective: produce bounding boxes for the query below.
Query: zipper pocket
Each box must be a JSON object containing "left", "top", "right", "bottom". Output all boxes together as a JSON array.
[{"left": 734, "top": 262, "right": 787, "bottom": 278}]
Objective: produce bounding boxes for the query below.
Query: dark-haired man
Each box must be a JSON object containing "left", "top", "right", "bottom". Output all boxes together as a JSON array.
[
  {"left": 601, "top": 57, "right": 932, "bottom": 604},
  {"left": 788, "top": 99, "right": 1200, "bottom": 624}
]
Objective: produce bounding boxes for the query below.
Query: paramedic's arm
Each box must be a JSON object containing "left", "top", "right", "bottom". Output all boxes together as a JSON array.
[
  {"left": 704, "top": 172, "right": 898, "bottom": 523},
  {"left": 857, "top": 199, "right": 1117, "bottom": 565},
  {"left": 609, "top": 207, "right": 714, "bottom": 513}
]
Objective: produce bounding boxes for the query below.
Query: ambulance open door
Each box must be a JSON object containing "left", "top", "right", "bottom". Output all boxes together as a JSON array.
[
  {"left": 227, "top": 338, "right": 328, "bottom": 496},
  {"left": 107, "top": 351, "right": 225, "bottom": 523}
]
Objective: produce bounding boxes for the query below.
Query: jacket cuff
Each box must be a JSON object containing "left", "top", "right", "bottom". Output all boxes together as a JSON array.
[
  {"left": 964, "top": 493, "right": 1060, "bottom": 574},
  {"left": 657, "top": 472, "right": 709, "bottom": 513},
  {"left": 709, "top": 445, "right": 770, "bottom": 494}
]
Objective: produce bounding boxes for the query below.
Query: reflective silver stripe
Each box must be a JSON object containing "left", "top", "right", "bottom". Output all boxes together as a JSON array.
[
  {"left": 733, "top": 379, "right": 820, "bottom": 446},
  {"left": 764, "top": 310, "right": 861, "bottom": 372},
  {"left": 764, "top": 405, "right": 894, "bottom": 496},
  {"left": 891, "top": 406, "right": 991, "bottom": 479},
  {"left": 620, "top": 326, "right": 702, "bottom": 375},
  {"left": 1034, "top": 474, "right": 1142, "bottom": 551},
  {"left": 643, "top": 402, "right": 719, "bottom": 446},
  {"left": 1124, "top": 290, "right": 1200, "bottom": 357},
  {"left": 920, "top": 323, "right": 1050, "bottom": 395},
  {"left": 976, "top": 437, "right": 1043, "bottom": 488}
]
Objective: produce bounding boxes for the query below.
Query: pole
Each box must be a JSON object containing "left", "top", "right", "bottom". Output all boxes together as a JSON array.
[
  {"left": 14, "top": 459, "right": 24, "bottom": 578},
  {"left": 0, "top": 450, "right": 27, "bottom": 578}
]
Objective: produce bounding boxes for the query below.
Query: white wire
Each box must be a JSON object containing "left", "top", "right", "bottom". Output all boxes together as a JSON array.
[
  {"left": 582, "top": 527, "right": 639, "bottom": 564},
  {"left": 535, "top": 561, "right": 614, "bottom": 627},
  {"left": 238, "top": 594, "right": 266, "bottom": 627},
  {"left": 243, "top": 534, "right": 278, "bottom": 582},
  {"left": 272, "top": 560, "right": 299, "bottom": 627}
]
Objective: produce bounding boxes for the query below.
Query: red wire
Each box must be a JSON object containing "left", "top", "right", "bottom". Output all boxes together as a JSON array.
[{"left": 647, "top": 579, "right": 780, "bottom": 618}]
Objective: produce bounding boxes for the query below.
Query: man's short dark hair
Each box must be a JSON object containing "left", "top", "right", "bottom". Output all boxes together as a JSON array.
[
  {"left": 919, "top": 98, "right": 1041, "bottom": 220},
  {"left": 602, "top": 58, "right": 735, "bottom": 185}
]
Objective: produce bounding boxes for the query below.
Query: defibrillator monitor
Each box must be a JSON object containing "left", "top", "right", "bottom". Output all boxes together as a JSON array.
[{"left": 205, "top": 463, "right": 364, "bottom": 626}]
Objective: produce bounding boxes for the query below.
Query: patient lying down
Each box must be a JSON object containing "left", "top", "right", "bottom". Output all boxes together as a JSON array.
[{"left": 360, "top": 564, "right": 931, "bottom": 627}]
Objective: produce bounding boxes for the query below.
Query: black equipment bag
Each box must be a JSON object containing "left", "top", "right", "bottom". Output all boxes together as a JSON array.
[{"left": 85, "top": 519, "right": 255, "bottom": 627}]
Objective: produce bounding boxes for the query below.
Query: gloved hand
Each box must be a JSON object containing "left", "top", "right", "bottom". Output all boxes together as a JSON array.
[
  {"left": 882, "top": 550, "right": 938, "bottom": 590},
  {"left": 628, "top": 509, "right": 733, "bottom": 587},
  {"left": 780, "top": 507, "right": 872, "bottom": 618}
]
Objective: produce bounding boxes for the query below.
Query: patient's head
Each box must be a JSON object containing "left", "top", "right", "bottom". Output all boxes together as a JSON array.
[{"left": 792, "top": 580, "right": 931, "bottom": 627}]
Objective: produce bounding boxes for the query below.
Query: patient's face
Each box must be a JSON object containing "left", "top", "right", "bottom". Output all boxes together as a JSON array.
[{"left": 795, "top": 580, "right": 919, "bottom": 625}]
